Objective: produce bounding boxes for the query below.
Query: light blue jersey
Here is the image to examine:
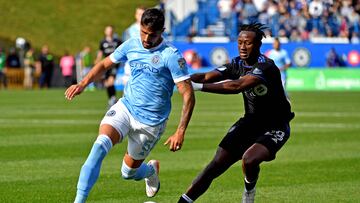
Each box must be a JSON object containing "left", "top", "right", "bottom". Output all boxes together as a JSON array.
[
  {"left": 267, "top": 49, "right": 291, "bottom": 87},
  {"left": 123, "top": 23, "right": 140, "bottom": 41},
  {"left": 267, "top": 49, "right": 291, "bottom": 71},
  {"left": 110, "top": 37, "right": 189, "bottom": 126}
]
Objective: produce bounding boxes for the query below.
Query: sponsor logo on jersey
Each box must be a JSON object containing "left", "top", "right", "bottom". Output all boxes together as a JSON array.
[
  {"left": 178, "top": 58, "right": 186, "bottom": 69},
  {"left": 252, "top": 68, "right": 263, "bottom": 75},
  {"left": 253, "top": 84, "right": 268, "bottom": 96},
  {"left": 130, "top": 61, "right": 159, "bottom": 73}
]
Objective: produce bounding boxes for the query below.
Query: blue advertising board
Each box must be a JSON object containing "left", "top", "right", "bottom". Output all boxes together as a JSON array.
[{"left": 172, "top": 42, "right": 360, "bottom": 68}]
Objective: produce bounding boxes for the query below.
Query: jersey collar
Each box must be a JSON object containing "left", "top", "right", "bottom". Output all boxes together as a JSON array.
[{"left": 144, "top": 38, "right": 165, "bottom": 52}]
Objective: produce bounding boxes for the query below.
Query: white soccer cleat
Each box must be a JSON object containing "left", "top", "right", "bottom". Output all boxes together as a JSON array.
[
  {"left": 145, "top": 160, "right": 160, "bottom": 198},
  {"left": 242, "top": 188, "right": 256, "bottom": 203}
]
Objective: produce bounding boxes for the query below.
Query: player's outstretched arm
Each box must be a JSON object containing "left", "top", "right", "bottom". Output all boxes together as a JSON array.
[
  {"left": 164, "top": 79, "right": 195, "bottom": 152},
  {"left": 190, "top": 70, "right": 223, "bottom": 83},
  {"left": 200, "top": 74, "right": 262, "bottom": 94},
  {"left": 64, "top": 57, "right": 114, "bottom": 100}
]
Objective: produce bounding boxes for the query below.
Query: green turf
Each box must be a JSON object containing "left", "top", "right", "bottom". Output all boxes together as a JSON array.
[{"left": 0, "top": 90, "right": 359, "bottom": 202}]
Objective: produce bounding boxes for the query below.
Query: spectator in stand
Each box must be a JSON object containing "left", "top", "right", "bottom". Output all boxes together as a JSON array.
[
  {"left": 60, "top": 51, "right": 75, "bottom": 88},
  {"left": 23, "top": 48, "right": 35, "bottom": 89},
  {"left": 37, "top": 45, "right": 54, "bottom": 88},
  {"left": 350, "top": 32, "right": 360, "bottom": 44},
  {"left": 326, "top": 48, "right": 346, "bottom": 67},
  {"left": 6, "top": 47, "right": 20, "bottom": 68},
  {"left": 308, "top": 0, "right": 324, "bottom": 33},
  {"left": 0, "top": 47, "right": 7, "bottom": 89},
  {"left": 241, "top": 0, "right": 259, "bottom": 24},
  {"left": 289, "top": 29, "right": 302, "bottom": 42},
  {"left": 217, "top": 0, "right": 233, "bottom": 37}
]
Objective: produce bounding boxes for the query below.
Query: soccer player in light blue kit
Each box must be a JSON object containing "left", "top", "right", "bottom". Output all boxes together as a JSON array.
[
  {"left": 122, "top": 6, "right": 145, "bottom": 41},
  {"left": 121, "top": 6, "right": 146, "bottom": 85},
  {"left": 65, "top": 8, "right": 195, "bottom": 203},
  {"left": 267, "top": 37, "right": 291, "bottom": 89}
]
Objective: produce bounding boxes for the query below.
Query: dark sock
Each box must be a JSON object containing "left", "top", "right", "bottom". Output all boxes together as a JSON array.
[
  {"left": 107, "top": 85, "right": 116, "bottom": 98},
  {"left": 178, "top": 196, "right": 188, "bottom": 203},
  {"left": 244, "top": 177, "right": 257, "bottom": 191}
]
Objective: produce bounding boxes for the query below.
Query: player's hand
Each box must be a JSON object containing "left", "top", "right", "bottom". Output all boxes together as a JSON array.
[
  {"left": 191, "top": 82, "right": 203, "bottom": 91},
  {"left": 64, "top": 84, "right": 85, "bottom": 100},
  {"left": 164, "top": 131, "right": 184, "bottom": 152}
]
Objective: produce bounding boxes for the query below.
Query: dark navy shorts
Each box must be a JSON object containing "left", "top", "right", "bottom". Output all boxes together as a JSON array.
[{"left": 219, "top": 117, "right": 291, "bottom": 161}]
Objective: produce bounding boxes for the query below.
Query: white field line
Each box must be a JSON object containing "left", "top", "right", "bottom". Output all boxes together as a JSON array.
[
  {"left": 190, "top": 122, "right": 360, "bottom": 129},
  {"left": 191, "top": 111, "right": 360, "bottom": 117},
  {"left": 0, "top": 109, "right": 104, "bottom": 115},
  {"left": 0, "top": 118, "right": 359, "bottom": 129},
  {"left": 293, "top": 123, "right": 360, "bottom": 129}
]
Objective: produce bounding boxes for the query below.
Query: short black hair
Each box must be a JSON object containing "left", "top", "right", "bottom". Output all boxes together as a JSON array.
[
  {"left": 141, "top": 8, "right": 164, "bottom": 31},
  {"left": 239, "top": 22, "right": 268, "bottom": 42}
]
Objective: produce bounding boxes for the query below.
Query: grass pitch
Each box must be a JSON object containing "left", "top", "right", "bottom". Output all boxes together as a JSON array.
[{"left": 0, "top": 90, "right": 359, "bottom": 203}]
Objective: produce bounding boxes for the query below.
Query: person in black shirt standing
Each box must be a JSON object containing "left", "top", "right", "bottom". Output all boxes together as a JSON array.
[
  {"left": 95, "top": 25, "right": 122, "bottom": 107},
  {"left": 178, "top": 22, "right": 295, "bottom": 203},
  {"left": 37, "top": 45, "right": 54, "bottom": 88}
]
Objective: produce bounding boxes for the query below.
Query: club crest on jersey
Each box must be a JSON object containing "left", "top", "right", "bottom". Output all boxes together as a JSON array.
[
  {"left": 106, "top": 110, "right": 116, "bottom": 117},
  {"left": 178, "top": 58, "right": 186, "bottom": 69},
  {"left": 151, "top": 55, "right": 160, "bottom": 65},
  {"left": 253, "top": 84, "right": 268, "bottom": 96},
  {"left": 252, "top": 68, "right": 263, "bottom": 75}
]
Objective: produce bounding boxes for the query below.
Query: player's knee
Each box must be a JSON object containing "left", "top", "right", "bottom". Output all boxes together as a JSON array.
[
  {"left": 121, "top": 162, "right": 137, "bottom": 180},
  {"left": 242, "top": 154, "right": 259, "bottom": 168}
]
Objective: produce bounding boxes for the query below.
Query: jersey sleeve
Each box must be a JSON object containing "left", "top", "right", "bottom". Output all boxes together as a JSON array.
[
  {"left": 248, "top": 63, "right": 270, "bottom": 82},
  {"left": 282, "top": 50, "right": 291, "bottom": 65},
  {"left": 216, "top": 58, "right": 242, "bottom": 80},
  {"left": 109, "top": 39, "right": 130, "bottom": 63},
  {"left": 166, "top": 51, "right": 190, "bottom": 83}
]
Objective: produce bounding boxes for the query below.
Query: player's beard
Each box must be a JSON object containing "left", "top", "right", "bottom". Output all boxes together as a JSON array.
[{"left": 142, "top": 41, "right": 152, "bottom": 49}]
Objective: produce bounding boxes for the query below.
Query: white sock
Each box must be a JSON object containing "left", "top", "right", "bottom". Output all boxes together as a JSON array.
[{"left": 182, "top": 194, "right": 194, "bottom": 203}]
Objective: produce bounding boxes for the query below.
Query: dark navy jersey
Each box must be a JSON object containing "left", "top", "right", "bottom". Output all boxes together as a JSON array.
[
  {"left": 216, "top": 54, "right": 294, "bottom": 124},
  {"left": 99, "top": 38, "right": 122, "bottom": 57}
]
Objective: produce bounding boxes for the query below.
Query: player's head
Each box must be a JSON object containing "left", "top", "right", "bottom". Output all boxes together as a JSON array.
[
  {"left": 135, "top": 6, "right": 146, "bottom": 24},
  {"left": 140, "top": 8, "right": 165, "bottom": 49},
  {"left": 273, "top": 37, "right": 280, "bottom": 50},
  {"left": 104, "top": 25, "right": 114, "bottom": 38},
  {"left": 237, "top": 22, "right": 267, "bottom": 61},
  {"left": 41, "top": 44, "right": 49, "bottom": 54}
]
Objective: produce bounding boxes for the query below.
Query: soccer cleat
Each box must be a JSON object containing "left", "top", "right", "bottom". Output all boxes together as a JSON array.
[
  {"left": 242, "top": 188, "right": 256, "bottom": 203},
  {"left": 145, "top": 160, "right": 160, "bottom": 197}
]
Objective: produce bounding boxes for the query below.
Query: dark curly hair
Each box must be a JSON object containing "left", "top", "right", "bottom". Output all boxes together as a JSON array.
[
  {"left": 239, "top": 22, "right": 268, "bottom": 42},
  {"left": 141, "top": 8, "right": 165, "bottom": 31}
]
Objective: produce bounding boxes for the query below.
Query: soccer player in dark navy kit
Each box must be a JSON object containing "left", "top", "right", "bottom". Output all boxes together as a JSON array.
[
  {"left": 95, "top": 25, "right": 122, "bottom": 107},
  {"left": 178, "top": 22, "right": 295, "bottom": 203}
]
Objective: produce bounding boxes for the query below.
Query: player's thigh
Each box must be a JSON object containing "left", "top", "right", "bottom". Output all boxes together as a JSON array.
[
  {"left": 127, "top": 121, "right": 167, "bottom": 160},
  {"left": 100, "top": 101, "right": 131, "bottom": 145},
  {"left": 219, "top": 118, "right": 257, "bottom": 159},
  {"left": 256, "top": 123, "right": 291, "bottom": 161}
]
